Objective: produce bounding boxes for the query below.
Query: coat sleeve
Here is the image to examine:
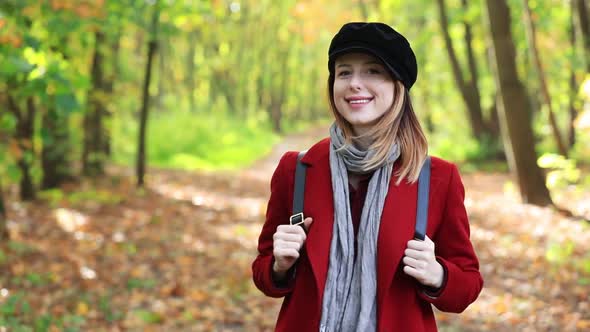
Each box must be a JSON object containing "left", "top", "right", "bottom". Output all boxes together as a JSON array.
[
  {"left": 251, "top": 151, "right": 298, "bottom": 297},
  {"left": 418, "top": 164, "right": 484, "bottom": 312}
]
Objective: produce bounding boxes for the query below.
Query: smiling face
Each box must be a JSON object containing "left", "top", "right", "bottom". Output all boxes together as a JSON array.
[{"left": 332, "top": 52, "right": 395, "bottom": 136}]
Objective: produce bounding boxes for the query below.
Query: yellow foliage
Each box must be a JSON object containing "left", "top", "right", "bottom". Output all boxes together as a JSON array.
[{"left": 76, "top": 301, "right": 89, "bottom": 315}]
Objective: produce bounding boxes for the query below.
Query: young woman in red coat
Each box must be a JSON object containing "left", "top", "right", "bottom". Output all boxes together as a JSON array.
[{"left": 252, "top": 22, "right": 483, "bottom": 332}]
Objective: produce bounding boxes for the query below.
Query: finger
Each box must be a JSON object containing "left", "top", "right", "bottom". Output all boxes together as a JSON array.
[
  {"left": 273, "top": 232, "right": 305, "bottom": 244},
  {"left": 402, "top": 256, "right": 425, "bottom": 269},
  {"left": 407, "top": 239, "right": 430, "bottom": 251},
  {"left": 404, "top": 248, "right": 426, "bottom": 259},
  {"left": 403, "top": 265, "right": 423, "bottom": 280},
  {"left": 275, "top": 239, "right": 303, "bottom": 251},
  {"left": 277, "top": 224, "right": 307, "bottom": 237},
  {"left": 274, "top": 248, "right": 300, "bottom": 259},
  {"left": 302, "top": 217, "right": 313, "bottom": 232}
]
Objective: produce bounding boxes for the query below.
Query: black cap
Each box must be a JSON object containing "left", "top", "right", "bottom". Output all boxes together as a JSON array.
[{"left": 328, "top": 22, "right": 418, "bottom": 90}]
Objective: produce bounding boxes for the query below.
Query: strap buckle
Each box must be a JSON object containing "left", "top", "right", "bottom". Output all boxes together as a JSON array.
[{"left": 289, "top": 212, "right": 304, "bottom": 226}]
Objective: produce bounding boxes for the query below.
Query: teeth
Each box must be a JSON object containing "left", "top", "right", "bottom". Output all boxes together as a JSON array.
[{"left": 349, "top": 99, "right": 371, "bottom": 104}]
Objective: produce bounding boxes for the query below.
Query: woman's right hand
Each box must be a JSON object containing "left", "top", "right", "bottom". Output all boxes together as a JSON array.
[{"left": 272, "top": 217, "right": 313, "bottom": 280}]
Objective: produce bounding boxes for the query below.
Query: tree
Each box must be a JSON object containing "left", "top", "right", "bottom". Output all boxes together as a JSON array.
[
  {"left": 522, "top": 0, "right": 569, "bottom": 157},
  {"left": 7, "top": 94, "right": 36, "bottom": 200},
  {"left": 483, "top": 0, "right": 553, "bottom": 206},
  {"left": 83, "top": 30, "right": 108, "bottom": 176},
  {"left": 436, "top": 0, "right": 501, "bottom": 153},
  {"left": 137, "top": 1, "right": 161, "bottom": 187},
  {"left": 0, "top": 178, "right": 8, "bottom": 240},
  {"left": 574, "top": 0, "right": 590, "bottom": 71}
]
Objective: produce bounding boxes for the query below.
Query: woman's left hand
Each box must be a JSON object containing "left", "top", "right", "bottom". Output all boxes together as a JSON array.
[{"left": 402, "top": 235, "right": 444, "bottom": 288}]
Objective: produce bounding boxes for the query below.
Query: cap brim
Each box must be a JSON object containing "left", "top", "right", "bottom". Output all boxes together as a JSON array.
[{"left": 329, "top": 46, "right": 403, "bottom": 83}]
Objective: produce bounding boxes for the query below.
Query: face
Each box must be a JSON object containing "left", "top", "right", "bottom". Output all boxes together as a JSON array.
[{"left": 333, "top": 52, "right": 395, "bottom": 136}]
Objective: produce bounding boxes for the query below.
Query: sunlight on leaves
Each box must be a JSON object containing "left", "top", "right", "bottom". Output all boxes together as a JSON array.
[
  {"left": 79, "top": 266, "right": 97, "bottom": 280},
  {"left": 54, "top": 208, "right": 88, "bottom": 233},
  {"left": 545, "top": 241, "right": 575, "bottom": 265}
]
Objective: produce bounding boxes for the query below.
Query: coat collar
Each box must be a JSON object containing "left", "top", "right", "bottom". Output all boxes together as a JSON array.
[{"left": 300, "top": 138, "right": 330, "bottom": 166}]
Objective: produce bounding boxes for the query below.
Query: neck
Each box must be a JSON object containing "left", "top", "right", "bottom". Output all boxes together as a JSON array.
[{"left": 352, "top": 126, "right": 372, "bottom": 150}]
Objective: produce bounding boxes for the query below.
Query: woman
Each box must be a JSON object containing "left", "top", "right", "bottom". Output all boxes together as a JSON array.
[{"left": 252, "top": 22, "right": 483, "bottom": 332}]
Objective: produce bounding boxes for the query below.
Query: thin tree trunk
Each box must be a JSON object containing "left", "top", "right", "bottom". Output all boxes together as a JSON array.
[
  {"left": 358, "top": 0, "right": 369, "bottom": 20},
  {"left": 83, "top": 30, "right": 106, "bottom": 176},
  {"left": 0, "top": 178, "right": 7, "bottom": 240},
  {"left": 484, "top": 0, "right": 553, "bottom": 206},
  {"left": 137, "top": 2, "right": 160, "bottom": 187},
  {"left": 41, "top": 103, "right": 73, "bottom": 189},
  {"left": 522, "top": 0, "right": 568, "bottom": 157},
  {"left": 436, "top": 0, "right": 487, "bottom": 141},
  {"left": 575, "top": 0, "right": 590, "bottom": 71},
  {"left": 185, "top": 29, "right": 198, "bottom": 112},
  {"left": 570, "top": 1, "right": 579, "bottom": 148},
  {"left": 8, "top": 95, "right": 35, "bottom": 200},
  {"left": 103, "top": 31, "right": 120, "bottom": 157}
]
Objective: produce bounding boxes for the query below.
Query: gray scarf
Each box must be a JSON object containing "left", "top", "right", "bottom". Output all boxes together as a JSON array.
[{"left": 319, "top": 123, "right": 400, "bottom": 332}]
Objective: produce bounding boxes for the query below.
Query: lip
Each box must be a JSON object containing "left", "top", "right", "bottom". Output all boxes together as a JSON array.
[
  {"left": 345, "top": 96, "right": 373, "bottom": 109},
  {"left": 345, "top": 96, "right": 373, "bottom": 101}
]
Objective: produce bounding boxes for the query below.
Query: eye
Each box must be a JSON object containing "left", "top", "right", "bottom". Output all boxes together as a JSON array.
[
  {"left": 367, "top": 68, "right": 383, "bottom": 75},
  {"left": 337, "top": 70, "right": 351, "bottom": 77}
]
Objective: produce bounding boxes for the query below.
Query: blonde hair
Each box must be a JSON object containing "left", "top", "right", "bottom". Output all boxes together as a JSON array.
[{"left": 327, "top": 79, "right": 428, "bottom": 185}]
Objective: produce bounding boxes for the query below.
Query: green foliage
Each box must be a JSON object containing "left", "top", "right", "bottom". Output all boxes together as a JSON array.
[
  {"left": 7, "top": 241, "right": 35, "bottom": 256},
  {"left": 112, "top": 110, "right": 279, "bottom": 170},
  {"left": 98, "top": 293, "right": 124, "bottom": 323},
  {"left": 126, "top": 277, "right": 157, "bottom": 290},
  {"left": 538, "top": 153, "right": 582, "bottom": 189},
  {"left": 133, "top": 309, "right": 164, "bottom": 324},
  {"left": 545, "top": 241, "right": 575, "bottom": 265},
  {"left": 38, "top": 188, "right": 123, "bottom": 207}
]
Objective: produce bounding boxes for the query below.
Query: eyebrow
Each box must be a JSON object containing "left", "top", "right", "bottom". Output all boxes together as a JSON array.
[{"left": 336, "top": 61, "right": 383, "bottom": 68}]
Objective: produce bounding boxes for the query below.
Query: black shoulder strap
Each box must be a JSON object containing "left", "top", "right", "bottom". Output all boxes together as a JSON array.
[
  {"left": 414, "top": 156, "right": 431, "bottom": 240},
  {"left": 290, "top": 152, "right": 431, "bottom": 240},
  {"left": 290, "top": 151, "right": 308, "bottom": 226}
]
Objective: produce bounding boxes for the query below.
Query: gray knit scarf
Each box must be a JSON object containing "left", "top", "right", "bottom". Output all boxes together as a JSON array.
[{"left": 319, "top": 123, "right": 400, "bottom": 332}]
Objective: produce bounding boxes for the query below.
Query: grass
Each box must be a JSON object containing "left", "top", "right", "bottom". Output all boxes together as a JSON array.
[{"left": 111, "top": 110, "right": 280, "bottom": 171}]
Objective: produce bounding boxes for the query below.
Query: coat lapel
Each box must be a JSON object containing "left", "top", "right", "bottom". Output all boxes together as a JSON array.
[
  {"left": 300, "top": 139, "right": 333, "bottom": 305},
  {"left": 376, "top": 172, "right": 418, "bottom": 308}
]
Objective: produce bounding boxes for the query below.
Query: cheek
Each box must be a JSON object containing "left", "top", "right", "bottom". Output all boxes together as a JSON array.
[{"left": 332, "top": 82, "right": 346, "bottom": 97}]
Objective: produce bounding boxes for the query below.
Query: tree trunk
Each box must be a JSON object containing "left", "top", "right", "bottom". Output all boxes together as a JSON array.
[
  {"left": 522, "top": 0, "right": 569, "bottom": 157},
  {"left": 137, "top": 2, "right": 160, "bottom": 187},
  {"left": 358, "top": 0, "right": 369, "bottom": 20},
  {"left": 41, "top": 103, "right": 73, "bottom": 189},
  {"left": 575, "top": 0, "right": 590, "bottom": 71},
  {"left": 484, "top": 0, "right": 553, "bottom": 206},
  {"left": 436, "top": 0, "right": 487, "bottom": 141},
  {"left": 8, "top": 95, "right": 36, "bottom": 200},
  {"left": 83, "top": 30, "right": 107, "bottom": 176},
  {"left": 157, "top": 36, "right": 167, "bottom": 110},
  {"left": 569, "top": 1, "right": 579, "bottom": 149},
  {"left": 0, "top": 178, "right": 7, "bottom": 240},
  {"left": 103, "top": 31, "right": 120, "bottom": 157},
  {"left": 185, "top": 29, "right": 198, "bottom": 112}
]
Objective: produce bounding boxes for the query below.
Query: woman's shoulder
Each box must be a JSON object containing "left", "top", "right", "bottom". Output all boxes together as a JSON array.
[
  {"left": 277, "top": 137, "right": 330, "bottom": 167},
  {"left": 428, "top": 155, "right": 462, "bottom": 181}
]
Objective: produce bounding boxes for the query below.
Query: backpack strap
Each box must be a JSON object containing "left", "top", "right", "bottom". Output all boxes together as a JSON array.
[
  {"left": 289, "top": 151, "right": 431, "bottom": 241},
  {"left": 414, "top": 156, "right": 431, "bottom": 241},
  {"left": 290, "top": 151, "right": 308, "bottom": 227}
]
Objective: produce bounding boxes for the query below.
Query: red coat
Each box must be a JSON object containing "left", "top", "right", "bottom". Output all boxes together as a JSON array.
[{"left": 252, "top": 138, "right": 483, "bottom": 331}]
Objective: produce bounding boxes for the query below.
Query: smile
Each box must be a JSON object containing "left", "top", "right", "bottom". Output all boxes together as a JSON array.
[{"left": 346, "top": 97, "right": 374, "bottom": 105}]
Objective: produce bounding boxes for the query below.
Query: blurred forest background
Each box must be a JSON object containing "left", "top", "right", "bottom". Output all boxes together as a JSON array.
[{"left": 0, "top": 0, "right": 589, "bottom": 331}]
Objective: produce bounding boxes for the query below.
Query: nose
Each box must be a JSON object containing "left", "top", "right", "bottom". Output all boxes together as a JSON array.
[{"left": 349, "top": 73, "right": 363, "bottom": 90}]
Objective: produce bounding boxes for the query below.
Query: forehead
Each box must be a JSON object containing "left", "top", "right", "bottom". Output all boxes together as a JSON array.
[{"left": 334, "top": 52, "right": 382, "bottom": 65}]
